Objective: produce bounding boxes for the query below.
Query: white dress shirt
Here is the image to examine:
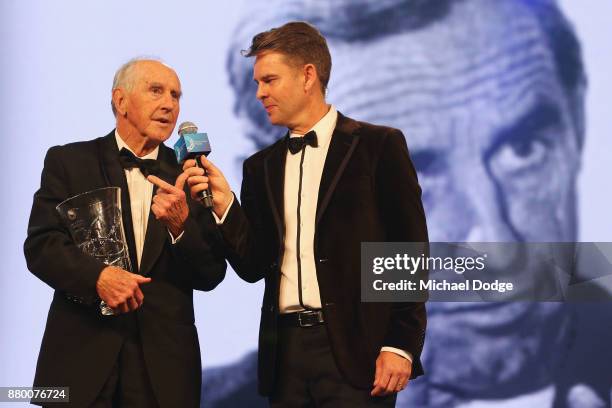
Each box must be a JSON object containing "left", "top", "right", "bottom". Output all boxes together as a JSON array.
[
  {"left": 278, "top": 106, "right": 337, "bottom": 312},
  {"left": 115, "top": 132, "right": 157, "bottom": 268}
]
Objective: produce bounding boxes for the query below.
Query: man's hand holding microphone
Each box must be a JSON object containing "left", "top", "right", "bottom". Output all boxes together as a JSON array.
[{"left": 182, "top": 155, "right": 233, "bottom": 219}]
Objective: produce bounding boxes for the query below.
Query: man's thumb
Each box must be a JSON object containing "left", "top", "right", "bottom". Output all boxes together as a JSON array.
[
  {"left": 134, "top": 274, "right": 152, "bottom": 284},
  {"left": 199, "top": 155, "right": 219, "bottom": 175}
]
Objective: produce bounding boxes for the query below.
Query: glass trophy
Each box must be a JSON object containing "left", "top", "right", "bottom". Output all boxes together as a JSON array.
[{"left": 56, "top": 187, "right": 132, "bottom": 316}]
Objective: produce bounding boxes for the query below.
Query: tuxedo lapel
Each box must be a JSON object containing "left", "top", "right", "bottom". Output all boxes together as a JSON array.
[
  {"left": 316, "top": 113, "right": 361, "bottom": 225},
  {"left": 139, "top": 146, "right": 180, "bottom": 277},
  {"left": 263, "top": 136, "right": 288, "bottom": 241},
  {"left": 98, "top": 131, "right": 139, "bottom": 273}
]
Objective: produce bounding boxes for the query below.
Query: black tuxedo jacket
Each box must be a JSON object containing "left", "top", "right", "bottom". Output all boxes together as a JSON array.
[
  {"left": 220, "top": 113, "right": 428, "bottom": 396},
  {"left": 24, "top": 131, "right": 226, "bottom": 407}
]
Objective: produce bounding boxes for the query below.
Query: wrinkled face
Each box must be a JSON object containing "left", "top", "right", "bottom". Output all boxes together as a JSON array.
[
  {"left": 253, "top": 51, "right": 308, "bottom": 129},
  {"left": 118, "top": 61, "right": 181, "bottom": 145},
  {"left": 331, "top": 0, "right": 581, "bottom": 244},
  {"left": 327, "top": 0, "right": 583, "bottom": 393}
]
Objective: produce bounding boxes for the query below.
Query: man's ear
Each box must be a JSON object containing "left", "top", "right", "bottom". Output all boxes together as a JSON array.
[
  {"left": 303, "top": 63, "right": 319, "bottom": 93},
  {"left": 112, "top": 88, "right": 128, "bottom": 117}
]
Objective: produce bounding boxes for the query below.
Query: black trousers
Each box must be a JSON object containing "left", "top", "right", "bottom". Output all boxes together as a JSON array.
[
  {"left": 90, "top": 319, "right": 159, "bottom": 408},
  {"left": 270, "top": 324, "right": 396, "bottom": 408}
]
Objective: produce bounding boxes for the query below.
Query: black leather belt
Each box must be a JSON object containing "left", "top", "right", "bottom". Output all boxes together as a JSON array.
[{"left": 278, "top": 310, "right": 325, "bottom": 328}]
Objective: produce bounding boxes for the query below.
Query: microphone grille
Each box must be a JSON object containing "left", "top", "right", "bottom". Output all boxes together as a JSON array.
[{"left": 178, "top": 121, "right": 198, "bottom": 135}]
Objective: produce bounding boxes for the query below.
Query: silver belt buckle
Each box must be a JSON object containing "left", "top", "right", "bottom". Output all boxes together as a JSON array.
[{"left": 298, "top": 310, "right": 323, "bottom": 327}]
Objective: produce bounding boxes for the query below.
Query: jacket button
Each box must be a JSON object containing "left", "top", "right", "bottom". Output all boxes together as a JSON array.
[{"left": 319, "top": 258, "right": 328, "bottom": 263}]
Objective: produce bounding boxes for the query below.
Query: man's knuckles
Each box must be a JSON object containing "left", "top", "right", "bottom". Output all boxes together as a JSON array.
[{"left": 106, "top": 299, "right": 121, "bottom": 308}]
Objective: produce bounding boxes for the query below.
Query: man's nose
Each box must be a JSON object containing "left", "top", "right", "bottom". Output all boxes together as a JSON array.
[
  {"left": 460, "top": 163, "right": 519, "bottom": 243},
  {"left": 443, "top": 111, "right": 521, "bottom": 243},
  {"left": 256, "top": 84, "right": 267, "bottom": 100},
  {"left": 160, "top": 92, "right": 178, "bottom": 111}
]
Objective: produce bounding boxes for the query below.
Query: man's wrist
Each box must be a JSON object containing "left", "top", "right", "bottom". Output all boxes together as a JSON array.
[
  {"left": 213, "top": 194, "right": 235, "bottom": 224},
  {"left": 214, "top": 198, "right": 229, "bottom": 218},
  {"left": 381, "top": 346, "right": 413, "bottom": 363}
]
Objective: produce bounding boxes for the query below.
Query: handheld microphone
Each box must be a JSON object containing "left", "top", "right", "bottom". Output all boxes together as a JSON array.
[{"left": 174, "top": 121, "right": 214, "bottom": 208}]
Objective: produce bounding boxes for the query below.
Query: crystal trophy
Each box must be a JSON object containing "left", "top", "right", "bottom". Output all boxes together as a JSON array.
[{"left": 56, "top": 187, "right": 132, "bottom": 315}]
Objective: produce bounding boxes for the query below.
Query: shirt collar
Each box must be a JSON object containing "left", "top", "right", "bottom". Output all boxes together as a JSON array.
[
  {"left": 289, "top": 105, "right": 338, "bottom": 149},
  {"left": 115, "top": 130, "right": 159, "bottom": 160}
]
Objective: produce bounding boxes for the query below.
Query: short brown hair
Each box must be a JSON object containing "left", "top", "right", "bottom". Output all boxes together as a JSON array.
[{"left": 243, "top": 21, "right": 332, "bottom": 93}]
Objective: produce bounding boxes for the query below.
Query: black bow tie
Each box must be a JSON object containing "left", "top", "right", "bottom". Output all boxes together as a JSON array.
[
  {"left": 287, "top": 130, "right": 318, "bottom": 154},
  {"left": 118, "top": 148, "right": 160, "bottom": 177}
]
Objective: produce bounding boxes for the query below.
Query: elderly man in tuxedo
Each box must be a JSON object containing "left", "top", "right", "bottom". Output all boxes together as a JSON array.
[
  {"left": 24, "top": 58, "right": 226, "bottom": 407},
  {"left": 185, "top": 22, "right": 428, "bottom": 407}
]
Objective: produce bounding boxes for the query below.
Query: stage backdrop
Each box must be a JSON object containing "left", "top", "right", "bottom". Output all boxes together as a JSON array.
[{"left": 1, "top": 1, "right": 610, "bottom": 407}]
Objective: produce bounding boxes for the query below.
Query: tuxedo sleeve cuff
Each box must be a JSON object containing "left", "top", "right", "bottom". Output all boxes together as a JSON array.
[
  {"left": 167, "top": 229, "right": 185, "bottom": 244},
  {"left": 381, "top": 346, "right": 413, "bottom": 363},
  {"left": 212, "top": 194, "right": 235, "bottom": 225}
]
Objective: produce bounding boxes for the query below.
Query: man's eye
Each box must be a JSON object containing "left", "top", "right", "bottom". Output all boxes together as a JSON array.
[
  {"left": 514, "top": 138, "right": 542, "bottom": 157},
  {"left": 151, "top": 87, "right": 162, "bottom": 94},
  {"left": 494, "top": 133, "right": 550, "bottom": 172}
]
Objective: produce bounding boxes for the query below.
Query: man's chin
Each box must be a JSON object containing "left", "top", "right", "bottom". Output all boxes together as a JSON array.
[
  {"left": 266, "top": 113, "right": 286, "bottom": 127},
  {"left": 145, "top": 131, "right": 173, "bottom": 144}
]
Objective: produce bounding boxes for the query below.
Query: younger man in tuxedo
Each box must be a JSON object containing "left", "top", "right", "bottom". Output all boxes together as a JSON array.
[{"left": 185, "top": 22, "right": 428, "bottom": 406}]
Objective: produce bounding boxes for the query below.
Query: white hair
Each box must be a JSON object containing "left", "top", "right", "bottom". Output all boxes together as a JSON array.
[{"left": 111, "top": 56, "right": 164, "bottom": 116}]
